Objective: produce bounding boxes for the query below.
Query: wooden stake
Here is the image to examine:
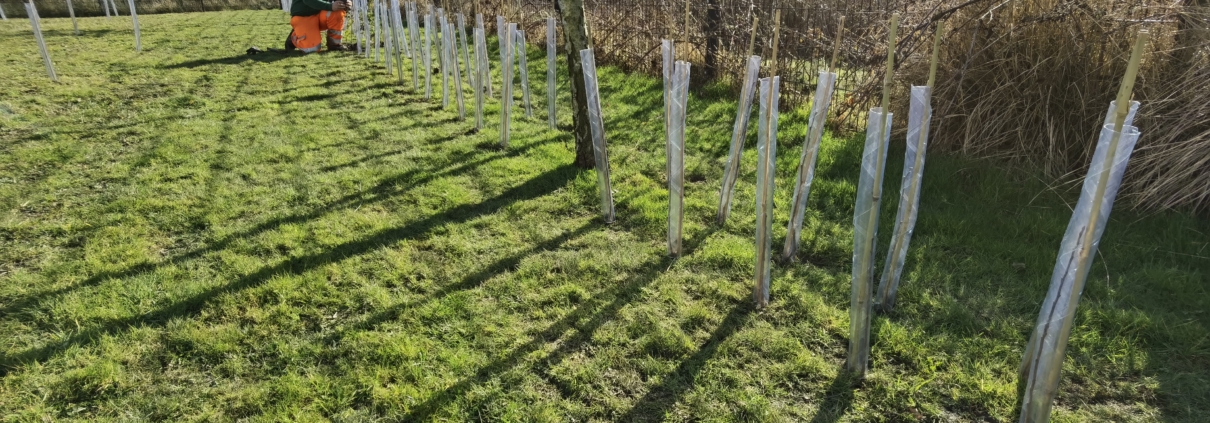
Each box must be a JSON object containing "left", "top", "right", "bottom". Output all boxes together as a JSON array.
[
  {"left": 878, "top": 20, "right": 942, "bottom": 311},
  {"left": 1070, "top": 30, "right": 1147, "bottom": 296},
  {"left": 875, "top": 13, "right": 898, "bottom": 200},
  {"left": 684, "top": 0, "right": 691, "bottom": 44},
  {"left": 746, "top": 16, "right": 759, "bottom": 59},
  {"left": 927, "top": 21, "right": 944, "bottom": 89},
  {"left": 769, "top": 9, "right": 782, "bottom": 77},
  {"left": 829, "top": 15, "right": 846, "bottom": 73}
]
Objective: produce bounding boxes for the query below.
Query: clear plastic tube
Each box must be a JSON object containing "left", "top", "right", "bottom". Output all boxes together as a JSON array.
[
  {"left": 423, "top": 13, "right": 433, "bottom": 99},
  {"left": 876, "top": 86, "right": 932, "bottom": 312},
  {"left": 111, "top": 0, "right": 120, "bottom": 17},
  {"left": 667, "top": 60, "right": 691, "bottom": 257},
  {"left": 661, "top": 40, "right": 674, "bottom": 189},
  {"left": 753, "top": 76, "right": 780, "bottom": 308},
  {"left": 448, "top": 21, "right": 465, "bottom": 120},
  {"left": 25, "top": 2, "right": 57, "bottom": 82},
  {"left": 515, "top": 29, "right": 534, "bottom": 118},
  {"left": 458, "top": 14, "right": 472, "bottom": 93},
  {"left": 474, "top": 27, "right": 488, "bottom": 130},
  {"left": 352, "top": 1, "right": 361, "bottom": 54},
  {"left": 127, "top": 0, "right": 141, "bottom": 52},
  {"left": 1019, "top": 103, "right": 1140, "bottom": 423},
  {"left": 500, "top": 23, "right": 515, "bottom": 148},
  {"left": 497, "top": 16, "right": 509, "bottom": 104},
  {"left": 392, "top": 0, "right": 405, "bottom": 82},
  {"left": 408, "top": 5, "right": 420, "bottom": 90},
  {"left": 373, "top": 4, "right": 381, "bottom": 62},
  {"left": 67, "top": 0, "right": 78, "bottom": 35},
  {"left": 439, "top": 15, "right": 451, "bottom": 107},
  {"left": 399, "top": 2, "right": 411, "bottom": 59},
  {"left": 717, "top": 56, "right": 760, "bottom": 224},
  {"left": 384, "top": 3, "right": 394, "bottom": 74},
  {"left": 848, "top": 107, "right": 892, "bottom": 375},
  {"left": 546, "top": 18, "right": 557, "bottom": 129},
  {"left": 783, "top": 71, "right": 838, "bottom": 261},
  {"left": 580, "top": 48, "right": 615, "bottom": 224},
  {"left": 479, "top": 14, "right": 491, "bottom": 97}
]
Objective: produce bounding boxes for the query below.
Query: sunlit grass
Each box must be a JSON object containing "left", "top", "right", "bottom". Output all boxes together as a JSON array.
[{"left": 0, "top": 10, "right": 1207, "bottom": 422}]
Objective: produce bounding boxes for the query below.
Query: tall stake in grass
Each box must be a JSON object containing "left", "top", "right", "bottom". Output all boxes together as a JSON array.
[
  {"left": 580, "top": 48, "right": 615, "bottom": 224},
  {"left": 127, "top": 0, "right": 141, "bottom": 52},
  {"left": 782, "top": 15, "right": 844, "bottom": 262},
  {"left": 25, "top": 1, "right": 57, "bottom": 82},
  {"left": 847, "top": 12, "right": 897, "bottom": 376},
  {"left": 515, "top": 29, "right": 534, "bottom": 118},
  {"left": 716, "top": 16, "right": 760, "bottom": 225},
  {"left": 875, "top": 20, "right": 943, "bottom": 312},
  {"left": 667, "top": 60, "right": 691, "bottom": 257},
  {"left": 500, "top": 23, "right": 516, "bottom": 148},
  {"left": 752, "top": 10, "right": 780, "bottom": 308},
  {"left": 546, "top": 17, "right": 558, "bottom": 129},
  {"left": 423, "top": 13, "right": 434, "bottom": 99},
  {"left": 66, "top": 0, "right": 79, "bottom": 35},
  {"left": 1017, "top": 30, "right": 1148, "bottom": 423}
]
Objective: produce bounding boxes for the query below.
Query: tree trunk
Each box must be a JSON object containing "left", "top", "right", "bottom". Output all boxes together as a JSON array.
[
  {"left": 704, "top": 0, "right": 721, "bottom": 80},
  {"left": 555, "top": 0, "right": 595, "bottom": 169}
]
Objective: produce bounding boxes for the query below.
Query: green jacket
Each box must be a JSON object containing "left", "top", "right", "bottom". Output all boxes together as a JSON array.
[{"left": 291, "top": 0, "right": 335, "bottom": 17}]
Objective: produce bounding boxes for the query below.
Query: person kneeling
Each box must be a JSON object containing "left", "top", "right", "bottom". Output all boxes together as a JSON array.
[{"left": 286, "top": 0, "right": 353, "bottom": 53}]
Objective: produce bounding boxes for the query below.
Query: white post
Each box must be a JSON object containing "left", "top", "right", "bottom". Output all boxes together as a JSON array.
[
  {"left": 126, "top": 0, "right": 141, "bottom": 52},
  {"left": 514, "top": 28, "right": 533, "bottom": 118},
  {"left": 67, "top": 0, "right": 79, "bottom": 35},
  {"left": 546, "top": 17, "right": 556, "bottom": 129},
  {"left": 25, "top": 1, "right": 58, "bottom": 82},
  {"left": 580, "top": 48, "right": 615, "bottom": 224}
]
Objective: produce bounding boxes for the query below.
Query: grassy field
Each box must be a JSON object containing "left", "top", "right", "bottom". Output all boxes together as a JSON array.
[{"left": 1, "top": 10, "right": 1208, "bottom": 422}]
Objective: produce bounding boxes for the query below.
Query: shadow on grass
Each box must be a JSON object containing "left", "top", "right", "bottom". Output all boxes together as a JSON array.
[
  {"left": 808, "top": 371, "right": 859, "bottom": 423},
  {"left": 321, "top": 220, "right": 601, "bottom": 348},
  {"left": 0, "top": 165, "right": 579, "bottom": 374},
  {"left": 161, "top": 52, "right": 298, "bottom": 69},
  {"left": 615, "top": 303, "right": 754, "bottom": 422},
  {"left": 400, "top": 253, "right": 678, "bottom": 421},
  {"left": 0, "top": 134, "right": 559, "bottom": 320}
]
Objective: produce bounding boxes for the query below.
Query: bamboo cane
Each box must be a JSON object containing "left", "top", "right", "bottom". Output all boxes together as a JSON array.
[
  {"left": 782, "top": 15, "right": 846, "bottom": 262},
  {"left": 829, "top": 16, "right": 845, "bottom": 72},
  {"left": 753, "top": 10, "right": 781, "bottom": 308},
  {"left": 1017, "top": 30, "right": 1148, "bottom": 423},
  {"left": 847, "top": 12, "right": 898, "bottom": 376},
  {"left": 875, "top": 20, "right": 943, "bottom": 312}
]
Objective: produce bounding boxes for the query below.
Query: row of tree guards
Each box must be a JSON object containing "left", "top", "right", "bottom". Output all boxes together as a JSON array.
[
  {"left": 346, "top": 1, "right": 562, "bottom": 151},
  {"left": 17, "top": 1, "right": 1151, "bottom": 420},
  {"left": 581, "top": 9, "right": 1148, "bottom": 421},
  {"left": 22, "top": 0, "right": 143, "bottom": 82},
  {"left": 356, "top": 5, "right": 1150, "bottom": 415}
]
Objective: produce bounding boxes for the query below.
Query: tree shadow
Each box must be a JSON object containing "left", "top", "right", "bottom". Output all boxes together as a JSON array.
[
  {"left": 0, "top": 134, "right": 559, "bottom": 320},
  {"left": 400, "top": 254, "right": 679, "bottom": 421},
  {"left": 0, "top": 165, "right": 579, "bottom": 374},
  {"left": 807, "top": 370, "right": 860, "bottom": 423},
  {"left": 320, "top": 220, "right": 601, "bottom": 348},
  {"left": 615, "top": 302, "right": 754, "bottom": 422},
  {"left": 161, "top": 52, "right": 296, "bottom": 69}
]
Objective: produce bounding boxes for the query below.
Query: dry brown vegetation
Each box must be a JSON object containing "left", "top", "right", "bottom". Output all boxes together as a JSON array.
[{"left": 477, "top": 0, "right": 1210, "bottom": 214}]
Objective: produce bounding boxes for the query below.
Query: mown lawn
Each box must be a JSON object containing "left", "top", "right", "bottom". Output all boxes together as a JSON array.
[{"left": 1, "top": 10, "right": 1208, "bottom": 422}]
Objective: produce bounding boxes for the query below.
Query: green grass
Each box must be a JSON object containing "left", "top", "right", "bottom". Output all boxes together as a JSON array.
[{"left": 2, "top": 10, "right": 1208, "bottom": 422}]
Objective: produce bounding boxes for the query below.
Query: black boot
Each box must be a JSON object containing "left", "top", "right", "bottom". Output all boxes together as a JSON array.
[{"left": 285, "top": 31, "right": 297, "bottom": 51}]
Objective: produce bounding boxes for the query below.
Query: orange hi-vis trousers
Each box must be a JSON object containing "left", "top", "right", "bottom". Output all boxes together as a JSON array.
[{"left": 290, "top": 10, "right": 346, "bottom": 53}]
